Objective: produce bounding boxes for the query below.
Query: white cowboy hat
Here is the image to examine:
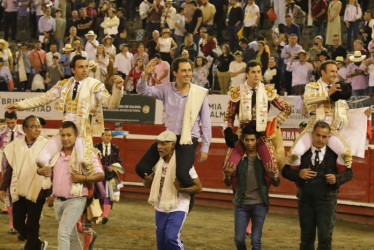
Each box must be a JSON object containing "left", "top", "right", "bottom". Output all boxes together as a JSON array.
[
  {"left": 62, "top": 44, "right": 74, "bottom": 52},
  {"left": 335, "top": 56, "right": 345, "bottom": 63},
  {"left": 349, "top": 51, "right": 366, "bottom": 62},
  {"left": 85, "top": 30, "right": 97, "bottom": 39},
  {"left": 88, "top": 60, "right": 97, "bottom": 70}
]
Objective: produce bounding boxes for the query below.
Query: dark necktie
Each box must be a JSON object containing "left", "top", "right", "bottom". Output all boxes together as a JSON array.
[
  {"left": 10, "top": 131, "right": 14, "bottom": 142},
  {"left": 72, "top": 81, "right": 79, "bottom": 100},
  {"left": 252, "top": 88, "right": 256, "bottom": 108},
  {"left": 105, "top": 145, "right": 109, "bottom": 157},
  {"left": 315, "top": 149, "right": 321, "bottom": 166}
]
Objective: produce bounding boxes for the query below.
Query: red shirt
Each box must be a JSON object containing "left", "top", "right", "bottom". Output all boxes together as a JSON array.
[
  {"left": 311, "top": 0, "right": 328, "bottom": 20},
  {"left": 127, "top": 67, "right": 144, "bottom": 91},
  {"left": 86, "top": 7, "right": 97, "bottom": 19}
]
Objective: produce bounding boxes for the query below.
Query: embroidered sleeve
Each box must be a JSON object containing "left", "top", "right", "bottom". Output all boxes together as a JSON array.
[
  {"left": 225, "top": 100, "right": 240, "bottom": 128},
  {"left": 271, "top": 94, "right": 292, "bottom": 126},
  {"left": 17, "top": 83, "right": 61, "bottom": 111},
  {"left": 304, "top": 82, "right": 328, "bottom": 105},
  {"left": 95, "top": 82, "right": 123, "bottom": 109}
]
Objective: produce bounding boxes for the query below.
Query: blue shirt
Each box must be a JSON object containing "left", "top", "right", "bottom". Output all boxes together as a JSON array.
[
  {"left": 137, "top": 79, "right": 212, "bottom": 153},
  {"left": 59, "top": 54, "right": 71, "bottom": 76},
  {"left": 286, "top": 23, "right": 300, "bottom": 40}
]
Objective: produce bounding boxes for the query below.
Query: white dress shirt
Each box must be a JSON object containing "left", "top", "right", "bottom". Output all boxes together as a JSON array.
[
  {"left": 311, "top": 146, "right": 326, "bottom": 166},
  {"left": 102, "top": 143, "right": 111, "bottom": 156},
  {"left": 114, "top": 52, "right": 133, "bottom": 75},
  {"left": 286, "top": 61, "right": 313, "bottom": 86},
  {"left": 344, "top": 4, "right": 362, "bottom": 22}
]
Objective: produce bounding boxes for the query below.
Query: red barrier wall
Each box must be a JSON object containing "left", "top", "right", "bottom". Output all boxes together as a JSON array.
[{"left": 43, "top": 121, "right": 374, "bottom": 224}]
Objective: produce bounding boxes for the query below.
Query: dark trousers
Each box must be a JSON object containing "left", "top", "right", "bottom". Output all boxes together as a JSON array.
[
  {"left": 147, "top": 22, "right": 161, "bottom": 40},
  {"left": 3, "top": 11, "right": 17, "bottom": 40},
  {"left": 213, "top": 14, "right": 225, "bottom": 43},
  {"left": 243, "top": 26, "right": 257, "bottom": 42},
  {"left": 298, "top": 185, "right": 337, "bottom": 250},
  {"left": 13, "top": 197, "right": 45, "bottom": 250},
  {"left": 284, "top": 70, "right": 293, "bottom": 95},
  {"left": 346, "top": 21, "right": 359, "bottom": 51},
  {"left": 228, "top": 25, "right": 241, "bottom": 53},
  {"left": 135, "top": 137, "right": 198, "bottom": 187}
]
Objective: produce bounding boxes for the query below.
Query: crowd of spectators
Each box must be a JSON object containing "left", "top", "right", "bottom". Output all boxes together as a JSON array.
[{"left": 0, "top": 0, "right": 372, "bottom": 96}]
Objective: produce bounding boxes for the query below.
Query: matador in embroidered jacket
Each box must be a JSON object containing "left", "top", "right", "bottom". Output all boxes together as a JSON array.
[
  {"left": 223, "top": 61, "right": 292, "bottom": 178},
  {"left": 6, "top": 55, "right": 124, "bottom": 176}
]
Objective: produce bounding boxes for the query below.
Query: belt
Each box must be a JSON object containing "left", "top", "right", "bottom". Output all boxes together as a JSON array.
[{"left": 56, "top": 197, "right": 68, "bottom": 201}]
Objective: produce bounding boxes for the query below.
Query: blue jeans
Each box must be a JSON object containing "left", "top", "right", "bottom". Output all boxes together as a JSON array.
[
  {"left": 54, "top": 197, "right": 87, "bottom": 250},
  {"left": 234, "top": 203, "right": 268, "bottom": 250},
  {"left": 155, "top": 210, "right": 187, "bottom": 250},
  {"left": 352, "top": 88, "right": 368, "bottom": 96},
  {"left": 346, "top": 21, "right": 359, "bottom": 51},
  {"left": 313, "top": 20, "right": 326, "bottom": 45}
]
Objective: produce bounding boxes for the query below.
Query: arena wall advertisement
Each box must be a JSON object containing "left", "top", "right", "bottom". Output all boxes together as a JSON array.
[
  {"left": 0, "top": 93, "right": 372, "bottom": 131},
  {"left": 0, "top": 92, "right": 60, "bottom": 120}
]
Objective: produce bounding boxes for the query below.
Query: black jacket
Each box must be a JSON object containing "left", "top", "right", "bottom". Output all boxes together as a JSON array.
[{"left": 282, "top": 146, "right": 353, "bottom": 195}]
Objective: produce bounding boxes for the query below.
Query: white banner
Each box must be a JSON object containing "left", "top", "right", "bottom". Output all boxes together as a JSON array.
[{"left": 0, "top": 92, "right": 61, "bottom": 120}]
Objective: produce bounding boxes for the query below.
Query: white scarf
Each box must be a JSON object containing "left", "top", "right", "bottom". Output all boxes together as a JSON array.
[
  {"left": 148, "top": 152, "right": 178, "bottom": 211},
  {"left": 180, "top": 84, "right": 208, "bottom": 145},
  {"left": 239, "top": 82, "right": 268, "bottom": 132},
  {"left": 4, "top": 136, "right": 48, "bottom": 203}
]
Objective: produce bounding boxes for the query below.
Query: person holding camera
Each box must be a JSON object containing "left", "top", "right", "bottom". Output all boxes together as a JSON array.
[{"left": 286, "top": 50, "right": 313, "bottom": 95}]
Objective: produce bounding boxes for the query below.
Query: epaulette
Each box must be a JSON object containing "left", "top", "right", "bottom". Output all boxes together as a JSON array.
[
  {"left": 93, "top": 81, "right": 102, "bottom": 91},
  {"left": 307, "top": 81, "right": 320, "bottom": 88},
  {"left": 264, "top": 84, "right": 276, "bottom": 101},
  {"left": 58, "top": 78, "right": 70, "bottom": 87},
  {"left": 228, "top": 86, "right": 241, "bottom": 102},
  {"left": 0, "top": 125, "right": 6, "bottom": 135}
]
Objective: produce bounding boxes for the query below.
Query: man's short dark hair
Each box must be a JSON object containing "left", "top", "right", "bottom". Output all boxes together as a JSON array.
[
  {"left": 153, "top": 53, "right": 161, "bottom": 59},
  {"left": 4, "top": 111, "right": 17, "bottom": 120},
  {"left": 102, "top": 128, "right": 112, "bottom": 136},
  {"left": 189, "top": 0, "right": 198, "bottom": 6},
  {"left": 22, "top": 115, "right": 38, "bottom": 128},
  {"left": 70, "top": 55, "right": 87, "bottom": 69},
  {"left": 313, "top": 121, "right": 331, "bottom": 132},
  {"left": 172, "top": 57, "right": 193, "bottom": 73},
  {"left": 256, "top": 35, "right": 265, "bottom": 41},
  {"left": 319, "top": 60, "right": 337, "bottom": 75},
  {"left": 245, "top": 60, "right": 262, "bottom": 73},
  {"left": 60, "top": 121, "right": 78, "bottom": 134},
  {"left": 239, "top": 38, "right": 248, "bottom": 44},
  {"left": 241, "top": 126, "right": 259, "bottom": 139},
  {"left": 365, "top": 10, "right": 373, "bottom": 18}
]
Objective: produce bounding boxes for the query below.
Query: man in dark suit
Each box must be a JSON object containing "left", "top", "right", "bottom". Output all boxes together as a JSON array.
[
  {"left": 360, "top": 10, "right": 373, "bottom": 48},
  {"left": 282, "top": 121, "right": 353, "bottom": 250},
  {"left": 94, "top": 128, "right": 123, "bottom": 224}
]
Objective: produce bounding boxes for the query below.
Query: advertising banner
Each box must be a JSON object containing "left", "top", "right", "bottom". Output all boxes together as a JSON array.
[
  {"left": 0, "top": 92, "right": 60, "bottom": 120},
  {"left": 103, "top": 95, "right": 156, "bottom": 123}
]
